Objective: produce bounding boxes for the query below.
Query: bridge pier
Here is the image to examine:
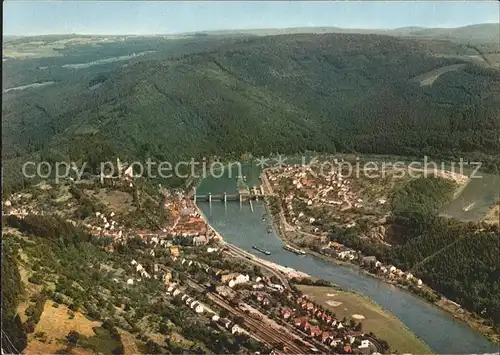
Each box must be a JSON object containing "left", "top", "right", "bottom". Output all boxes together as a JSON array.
[
  {"left": 224, "top": 192, "right": 227, "bottom": 205},
  {"left": 193, "top": 187, "right": 197, "bottom": 204},
  {"left": 208, "top": 192, "right": 212, "bottom": 206}
]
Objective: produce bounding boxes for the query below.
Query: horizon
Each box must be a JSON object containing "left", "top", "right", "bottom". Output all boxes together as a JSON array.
[
  {"left": 3, "top": 21, "right": 500, "bottom": 38},
  {"left": 3, "top": 1, "right": 499, "bottom": 36}
]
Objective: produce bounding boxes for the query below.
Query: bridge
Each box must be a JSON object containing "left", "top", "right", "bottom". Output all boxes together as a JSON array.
[{"left": 193, "top": 185, "right": 266, "bottom": 204}]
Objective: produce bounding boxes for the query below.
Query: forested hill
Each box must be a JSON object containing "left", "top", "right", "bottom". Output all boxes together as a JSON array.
[{"left": 3, "top": 33, "right": 500, "bottom": 191}]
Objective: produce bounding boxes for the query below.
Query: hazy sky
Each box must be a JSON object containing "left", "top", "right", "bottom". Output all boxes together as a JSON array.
[{"left": 4, "top": 1, "right": 500, "bottom": 36}]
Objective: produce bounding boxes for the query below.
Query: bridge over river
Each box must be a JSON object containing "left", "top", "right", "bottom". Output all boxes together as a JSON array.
[{"left": 192, "top": 185, "right": 267, "bottom": 204}]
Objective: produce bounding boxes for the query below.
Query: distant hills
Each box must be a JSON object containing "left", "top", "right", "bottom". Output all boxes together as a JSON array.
[
  {"left": 4, "top": 22, "right": 499, "bottom": 43},
  {"left": 183, "top": 23, "right": 500, "bottom": 43}
]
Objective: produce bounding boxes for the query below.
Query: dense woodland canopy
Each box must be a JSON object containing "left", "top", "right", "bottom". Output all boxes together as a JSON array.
[{"left": 3, "top": 33, "right": 500, "bottom": 194}]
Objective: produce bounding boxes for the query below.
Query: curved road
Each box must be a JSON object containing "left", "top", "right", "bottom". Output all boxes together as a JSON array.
[{"left": 223, "top": 242, "right": 291, "bottom": 290}]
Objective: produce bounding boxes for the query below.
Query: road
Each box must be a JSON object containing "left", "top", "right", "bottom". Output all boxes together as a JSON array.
[{"left": 223, "top": 243, "right": 291, "bottom": 290}]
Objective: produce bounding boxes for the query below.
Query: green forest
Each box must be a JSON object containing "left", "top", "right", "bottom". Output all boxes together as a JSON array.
[{"left": 3, "top": 33, "right": 500, "bottom": 195}]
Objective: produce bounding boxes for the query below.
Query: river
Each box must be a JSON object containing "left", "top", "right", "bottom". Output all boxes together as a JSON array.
[{"left": 196, "top": 161, "right": 499, "bottom": 354}]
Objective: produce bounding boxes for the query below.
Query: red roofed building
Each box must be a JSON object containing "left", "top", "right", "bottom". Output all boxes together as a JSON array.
[
  {"left": 294, "top": 317, "right": 307, "bottom": 327},
  {"left": 308, "top": 326, "right": 322, "bottom": 337},
  {"left": 280, "top": 309, "right": 292, "bottom": 320}
]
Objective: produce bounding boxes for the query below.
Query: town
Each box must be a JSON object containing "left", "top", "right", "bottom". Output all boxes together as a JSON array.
[{"left": 2, "top": 161, "right": 397, "bottom": 354}]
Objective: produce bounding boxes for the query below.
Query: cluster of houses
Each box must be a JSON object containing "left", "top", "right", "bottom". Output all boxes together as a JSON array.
[
  {"left": 165, "top": 283, "right": 206, "bottom": 314},
  {"left": 248, "top": 288, "right": 375, "bottom": 353},
  {"left": 267, "top": 162, "right": 377, "bottom": 232},
  {"left": 364, "top": 256, "right": 423, "bottom": 287},
  {"left": 3, "top": 198, "right": 31, "bottom": 216},
  {"left": 87, "top": 211, "right": 130, "bottom": 241},
  {"left": 210, "top": 315, "right": 247, "bottom": 335},
  {"left": 325, "top": 243, "right": 423, "bottom": 287},
  {"left": 283, "top": 295, "right": 372, "bottom": 353},
  {"left": 171, "top": 252, "right": 285, "bottom": 292},
  {"left": 128, "top": 259, "right": 155, "bottom": 283}
]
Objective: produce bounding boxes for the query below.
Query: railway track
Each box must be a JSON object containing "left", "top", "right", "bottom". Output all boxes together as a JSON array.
[
  {"left": 159, "top": 260, "right": 307, "bottom": 353},
  {"left": 207, "top": 293, "right": 308, "bottom": 354}
]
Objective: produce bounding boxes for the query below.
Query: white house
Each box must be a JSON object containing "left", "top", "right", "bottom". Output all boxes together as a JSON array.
[
  {"left": 388, "top": 265, "right": 397, "bottom": 273},
  {"left": 359, "top": 340, "right": 371, "bottom": 349},
  {"left": 126, "top": 278, "right": 134, "bottom": 285},
  {"left": 330, "top": 339, "right": 342, "bottom": 347},
  {"left": 270, "top": 284, "right": 284, "bottom": 292},
  {"left": 231, "top": 324, "right": 243, "bottom": 334},
  {"left": 173, "top": 289, "right": 181, "bottom": 297},
  {"left": 136, "top": 264, "right": 144, "bottom": 272},
  {"left": 192, "top": 302, "right": 204, "bottom": 313},
  {"left": 235, "top": 274, "right": 250, "bottom": 284},
  {"left": 346, "top": 221, "right": 356, "bottom": 228},
  {"left": 131, "top": 260, "right": 137, "bottom": 266}
]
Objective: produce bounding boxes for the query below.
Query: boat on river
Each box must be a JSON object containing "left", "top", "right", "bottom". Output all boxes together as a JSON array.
[
  {"left": 283, "top": 244, "right": 306, "bottom": 255},
  {"left": 252, "top": 245, "right": 271, "bottom": 255}
]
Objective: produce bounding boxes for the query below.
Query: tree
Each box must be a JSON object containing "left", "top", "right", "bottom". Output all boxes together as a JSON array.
[
  {"left": 66, "top": 331, "right": 79, "bottom": 345},
  {"left": 234, "top": 316, "right": 245, "bottom": 326}
]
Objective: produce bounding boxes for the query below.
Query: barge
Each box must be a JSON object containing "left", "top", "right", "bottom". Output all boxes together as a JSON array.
[
  {"left": 252, "top": 245, "right": 271, "bottom": 255},
  {"left": 283, "top": 244, "right": 306, "bottom": 255}
]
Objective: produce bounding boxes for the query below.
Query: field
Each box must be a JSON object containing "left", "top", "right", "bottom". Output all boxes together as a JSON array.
[
  {"left": 91, "top": 188, "right": 136, "bottom": 214},
  {"left": 296, "top": 285, "right": 433, "bottom": 354},
  {"left": 482, "top": 204, "right": 499, "bottom": 225},
  {"left": 24, "top": 302, "right": 101, "bottom": 354}
]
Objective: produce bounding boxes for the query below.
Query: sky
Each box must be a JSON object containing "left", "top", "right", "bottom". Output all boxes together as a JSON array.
[{"left": 3, "top": 1, "right": 500, "bottom": 36}]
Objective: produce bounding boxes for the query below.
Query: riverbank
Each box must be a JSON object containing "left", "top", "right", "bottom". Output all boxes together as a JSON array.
[
  {"left": 193, "top": 201, "right": 309, "bottom": 280},
  {"left": 262, "top": 180, "right": 500, "bottom": 345}
]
